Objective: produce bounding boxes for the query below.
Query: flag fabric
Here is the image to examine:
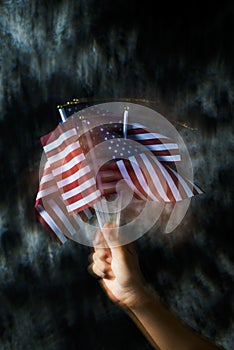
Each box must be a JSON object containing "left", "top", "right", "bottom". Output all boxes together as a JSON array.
[
  {"left": 35, "top": 116, "right": 203, "bottom": 243},
  {"left": 35, "top": 118, "right": 100, "bottom": 243},
  {"left": 40, "top": 118, "right": 102, "bottom": 214},
  {"left": 127, "top": 123, "right": 182, "bottom": 164},
  {"left": 79, "top": 122, "right": 203, "bottom": 202},
  {"left": 79, "top": 122, "right": 181, "bottom": 165},
  {"left": 35, "top": 159, "right": 95, "bottom": 244}
]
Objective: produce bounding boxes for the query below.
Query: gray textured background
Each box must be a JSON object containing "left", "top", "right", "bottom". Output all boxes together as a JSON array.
[{"left": 0, "top": 1, "right": 233, "bottom": 349}]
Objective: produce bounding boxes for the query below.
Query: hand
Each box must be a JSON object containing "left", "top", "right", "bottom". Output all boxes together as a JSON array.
[
  {"left": 88, "top": 223, "right": 224, "bottom": 350},
  {"left": 89, "top": 223, "right": 146, "bottom": 308}
]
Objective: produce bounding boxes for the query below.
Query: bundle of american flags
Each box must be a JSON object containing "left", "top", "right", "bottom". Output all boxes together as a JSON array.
[{"left": 35, "top": 107, "right": 203, "bottom": 244}]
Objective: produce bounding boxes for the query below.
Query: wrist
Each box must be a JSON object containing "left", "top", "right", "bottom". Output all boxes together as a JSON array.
[{"left": 121, "top": 283, "right": 153, "bottom": 310}]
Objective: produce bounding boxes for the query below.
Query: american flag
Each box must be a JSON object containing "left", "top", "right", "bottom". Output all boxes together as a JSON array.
[
  {"left": 35, "top": 116, "right": 203, "bottom": 243},
  {"left": 79, "top": 122, "right": 202, "bottom": 202}
]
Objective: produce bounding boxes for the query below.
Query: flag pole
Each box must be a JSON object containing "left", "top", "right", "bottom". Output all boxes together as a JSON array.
[
  {"left": 57, "top": 106, "right": 67, "bottom": 123},
  {"left": 80, "top": 120, "right": 111, "bottom": 228},
  {"left": 115, "top": 106, "right": 129, "bottom": 229},
  {"left": 57, "top": 103, "right": 110, "bottom": 246},
  {"left": 123, "top": 106, "right": 129, "bottom": 139},
  {"left": 56, "top": 103, "right": 129, "bottom": 245}
]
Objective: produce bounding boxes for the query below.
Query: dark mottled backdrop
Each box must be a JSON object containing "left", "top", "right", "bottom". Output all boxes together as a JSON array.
[{"left": 0, "top": 1, "right": 233, "bottom": 349}]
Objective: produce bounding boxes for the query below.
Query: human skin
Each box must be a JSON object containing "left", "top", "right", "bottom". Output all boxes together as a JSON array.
[{"left": 89, "top": 223, "right": 225, "bottom": 350}]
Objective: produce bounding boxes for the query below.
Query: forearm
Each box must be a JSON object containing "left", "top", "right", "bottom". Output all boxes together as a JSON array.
[
  {"left": 124, "top": 285, "right": 223, "bottom": 350},
  {"left": 89, "top": 231, "right": 224, "bottom": 350}
]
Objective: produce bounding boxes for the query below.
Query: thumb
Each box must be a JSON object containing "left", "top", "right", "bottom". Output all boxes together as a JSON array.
[{"left": 101, "top": 222, "right": 125, "bottom": 259}]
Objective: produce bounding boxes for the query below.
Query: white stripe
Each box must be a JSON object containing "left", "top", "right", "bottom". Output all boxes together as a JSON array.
[
  {"left": 139, "top": 154, "right": 170, "bottom": 201},
  {"left": 128, "top": 133, "right": 170, "bottom": 141},
  {"left": 145, "top": 143, "right": 178, "bottom": 151},
  {"left": 52, "top": 153, "right": 86, "bottom": 176},
  {"left": 40, "top": 172, "right": 54, "bottom": 184},
  {"left": 129, "top": 123, "right": 152, "bottom": 129},
  {"left": 156, "top": 155, "right": 181, "bottom": 162},
  {"left": 169, "top": 168, "right": 194, "bottom": 197},
  {"left": 67, "top": 190, "right": 101, "bottom": 212},
  {"left": 116, "top": 160, "right": 146, "bottom": 199},
  {"left": 151, "top": 157, "right": 182, "bottom": 201},
  {"left": 129, "top": 156, "right": 160, "bottom": 201},
  {"left": 57, "top": 165, "right": 91, "bottom": 188},
  {"left": 48, "top": 199, "right": 76, "bottom": 235},
  {"left": 187, "top": 179, "right": 203, "bottom": 194},
  {"left": 62, "top": 178, "right": 96, "bottom": 200},
  {"left": 44, "top": 161, "right": 50, "bottom": 169},
  {"left": 128, "top": 123, "right": 143, "bottom": 129},
  {"left": 44, "top": 128, "right": 77, "bottom": 152},
  {"left": 36, "top": 185, "right": 58, "bottom": 200},
  {"left": 47, "top": 141, "right": 81, "bottom": 164},
  {"left": 36, "top": 204, "right": 67, "bottom": 243}
]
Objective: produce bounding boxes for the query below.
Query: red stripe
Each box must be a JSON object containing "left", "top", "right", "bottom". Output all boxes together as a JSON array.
[
  {"left": 165, "top": 166, "right": 187, "bottom": 200},
  {"left": 192, "top": 185, "right": 201, "bottom": 195},
  {"left": 61, "top": 170, "right": 95, "bottom": 193},
  {"left": 128, "top": 128, "right": 173, "bottom": 139},
  {"left": 41, "top": 164, "right": 52, "bottom": 176},
  {"left": 142, "top": 156, "right": 176, "bottom": 201},
  {"left": 41, "top": 131, "right": 54, "bottom": 147},
  {"left": 63, "top": 146, "right": 83, "bottom": 163},
  {"left": 151, "top": 149, "right": 180, "bottom": 157},
  {"left": 117, "top": 159, "right": 150, "bottom": 200},
  {"left": 41, "top": 119, "right": 75, "bottom": 146},
  {"left": 55, "top": 159, "right": 88, "bottom": 182},
  {"left": 65, "top": 184, "right": 100, "bottom": 206},
  {"left": 135, "top": 156, "right": 165, "bottom": 201},
  {"left": 45, "top": 137, "right": 78, "bottom": 159},
  {"left": 38, "top": 179, "right": 56, "bottom": 193},
  {"left": 48, "top": 145, "right": 83, "bottom": 170}
]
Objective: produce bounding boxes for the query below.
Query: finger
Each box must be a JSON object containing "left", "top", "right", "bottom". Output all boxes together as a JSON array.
[
  {"left": 92, "top": 249, "right": 113, "bottom": 274},
  {"left": 93, "top": 229, "right": 112, "bottom": 261},
  {"left": 89, "top": 262, "right": 106, "bottom": 279},
  {"left": 99, "top": 280, "right": 119, "bottom": 302},
  {"left": 92, "top": 255, "right": 110, "bottom": 272},
  {"left": 101, "top": 222, "right": 121, "bottom": 249},
  {"left": 93, "top": 229, "right": 108, "bottom": 248},
  {"left": 89, "top": 262, "right": 115, "bottom": 279},
  {"left": 101, "top": 222, "right": 129, "bottom": 261},
  {"left": 93, "top": 248, "right": 112, "bottom": 264}
]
